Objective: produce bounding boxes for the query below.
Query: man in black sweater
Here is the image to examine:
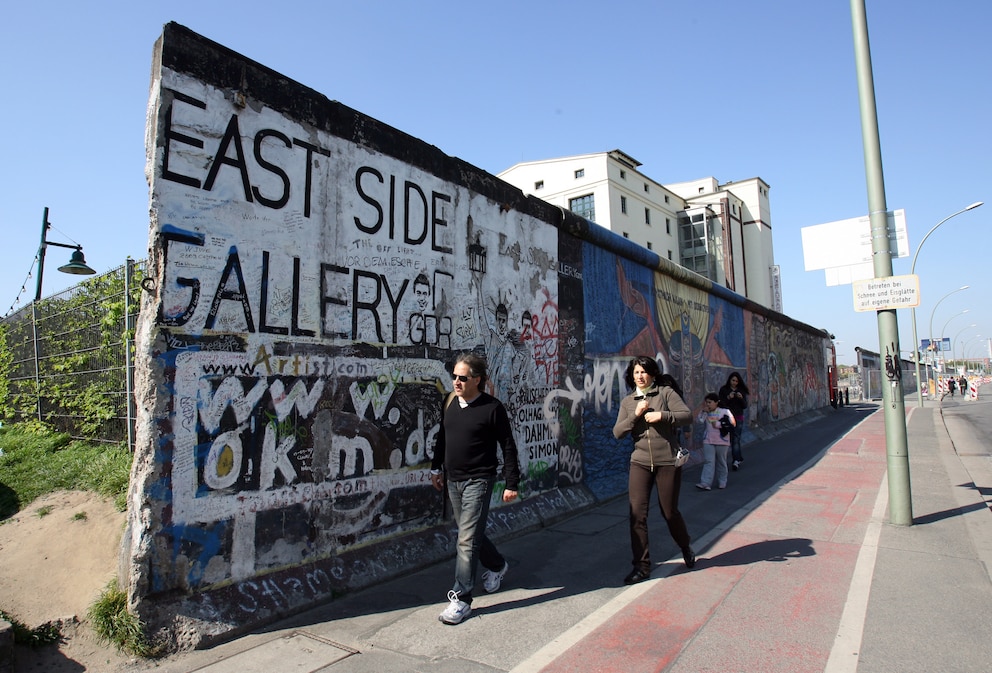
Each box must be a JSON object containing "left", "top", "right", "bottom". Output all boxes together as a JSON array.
[{"left": 430, "top": 353, "right": 520, "bottom": 625}]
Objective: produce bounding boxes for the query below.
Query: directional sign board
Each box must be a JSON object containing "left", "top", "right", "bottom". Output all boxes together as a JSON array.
[{"left": 852, "top": 274, "right": 919, "bottom": 312}]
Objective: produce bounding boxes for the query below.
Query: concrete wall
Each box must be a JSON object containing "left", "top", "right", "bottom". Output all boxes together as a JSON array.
[{"left": 123, "top": 23, "right": 831, "bottom": 648}]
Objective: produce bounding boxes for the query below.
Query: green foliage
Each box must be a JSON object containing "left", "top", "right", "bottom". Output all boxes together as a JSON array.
[
  {"left": 0, "top": 261, "right": 144, "bottom": 443},
  {"left": 0, "top": 325, "right": 11, "bottom": 411},
  {"left": 0, "top": 423, "right": 132, "bottom": 520},
  {"left": 0, "top": 609, "right": 61, "bottom": 647},
  {"left": 88, "top": 580, "right": 162, "bottom": 657}
]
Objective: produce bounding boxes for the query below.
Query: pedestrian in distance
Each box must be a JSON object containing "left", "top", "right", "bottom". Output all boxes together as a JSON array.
[
  {"left": 613, "top": 356, "right": 696, "bottom": 585},
  {"left": 718, "top": 371, "right": 749, "bottom": 470},
  {"left": 695, "top": 392, "right": 735, "bottom": 491},
  {"left": 430, "top": 353, "right": 519, "bottom": 625}
]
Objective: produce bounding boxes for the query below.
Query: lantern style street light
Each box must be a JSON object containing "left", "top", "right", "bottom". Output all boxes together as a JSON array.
[{"left": 34, "top": 206, "right": 96, "bottom": 302}]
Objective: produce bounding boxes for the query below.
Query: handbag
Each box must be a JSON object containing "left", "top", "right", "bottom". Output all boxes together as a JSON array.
[{"left": 658, "top": 388, "right": 690, "bottom": 468}]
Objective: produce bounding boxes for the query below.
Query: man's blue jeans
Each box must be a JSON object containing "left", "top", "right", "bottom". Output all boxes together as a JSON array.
[{"left": 447, "top": 476, "right": 504, "bottom": 604}]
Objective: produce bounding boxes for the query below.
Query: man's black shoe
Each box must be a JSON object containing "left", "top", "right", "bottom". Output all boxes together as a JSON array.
[
  {"left": 623, "top": 568, "right": 650, "bottom": 585},
  {"left": 682, "top": 546, "right": 696, "bottom": 569}
]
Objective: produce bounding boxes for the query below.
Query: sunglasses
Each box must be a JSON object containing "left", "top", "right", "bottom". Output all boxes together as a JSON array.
[{"left": 453, "top": 374, "right": 475, "bottom": 382}]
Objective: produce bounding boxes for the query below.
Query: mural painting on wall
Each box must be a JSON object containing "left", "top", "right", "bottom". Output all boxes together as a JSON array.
[
  {"left": 571, "top": 242, "right": 828, "bottom": 500},
  {"left": 138, "top": 71, "right": 560, "bottom": 594},
  {"left": 575, "top": 247, "right": 715, "bottom": 499},
  {"left": 753, "top": 318, "right": 829, "bottom": 423}
]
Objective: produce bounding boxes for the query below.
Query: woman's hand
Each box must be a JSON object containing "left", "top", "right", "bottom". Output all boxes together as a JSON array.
[
  {"left": 644, "top": 411, "right": 663, "bottom": 424},
  {"left": 635, "top": 400, "right": 649, "bottom": 416}
]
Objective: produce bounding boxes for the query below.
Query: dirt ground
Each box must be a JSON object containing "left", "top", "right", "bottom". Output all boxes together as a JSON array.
[{"left": 0, "top": 490, "right": 140, "bottom": 671}]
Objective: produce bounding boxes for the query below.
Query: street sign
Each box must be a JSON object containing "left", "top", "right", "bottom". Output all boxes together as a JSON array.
[
  {"left": 802, "top": 209, "right": 909, "bottom": 287},
  {"left": 852, "top": 274, "right": 920, "bottom": 312}
]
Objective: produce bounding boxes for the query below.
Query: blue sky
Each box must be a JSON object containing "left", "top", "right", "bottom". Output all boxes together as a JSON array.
[{"left": 1, "top": 1, "right": 988, "bottom": 366}]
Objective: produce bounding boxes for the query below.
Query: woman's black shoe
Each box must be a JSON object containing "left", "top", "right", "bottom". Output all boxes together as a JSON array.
[
  {"left": 623, "top": 568, "right": 650, "bottom": 585},
  {"left": 682, "top": 546, "right": 696, "bottom": 569}
]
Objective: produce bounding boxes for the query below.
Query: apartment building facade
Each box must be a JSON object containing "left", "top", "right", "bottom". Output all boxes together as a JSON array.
[{"left": 498, "top": 149, "right": 780, "bottom": 311}]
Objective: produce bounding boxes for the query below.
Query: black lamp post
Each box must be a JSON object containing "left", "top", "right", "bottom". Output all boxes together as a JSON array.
[{"left": 34, "top": 206, "right": 96, "bottom": 301}]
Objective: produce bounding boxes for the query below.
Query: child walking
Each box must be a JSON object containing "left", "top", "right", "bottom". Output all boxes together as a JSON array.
[{"left": 696, "top": 392, "right": 736, "bottom": 490}]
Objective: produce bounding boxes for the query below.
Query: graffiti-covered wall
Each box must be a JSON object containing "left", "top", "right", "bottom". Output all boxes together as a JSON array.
[{"left": 123, "top": 24, "right": 830, "bottom": 646}]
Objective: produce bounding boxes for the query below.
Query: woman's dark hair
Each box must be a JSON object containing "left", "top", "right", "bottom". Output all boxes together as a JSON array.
[
  {"left": 623, "top": 356, "right": 661, "bottom": 390},
  {"left": 723, "top": 371, "right": 749, "bottom": 395},
  {"left": 455, "top": 353, "right": 489, "bottom": 387},
  {"left": 657, "top": 373, "right": 684, "bottom": 398}
]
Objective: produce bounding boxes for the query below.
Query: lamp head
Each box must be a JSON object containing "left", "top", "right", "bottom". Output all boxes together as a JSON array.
[{"left": 57, "top": 248, "right": 97, "bottom": 275}]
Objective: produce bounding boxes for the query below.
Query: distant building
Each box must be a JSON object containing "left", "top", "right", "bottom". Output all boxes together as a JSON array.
[{"left": 498, "top": 149, "right": 780, "bottom": 310}]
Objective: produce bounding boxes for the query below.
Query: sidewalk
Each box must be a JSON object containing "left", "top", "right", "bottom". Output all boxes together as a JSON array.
[{"left": 126, "top": 401, "right": 992, "bottom": 673}]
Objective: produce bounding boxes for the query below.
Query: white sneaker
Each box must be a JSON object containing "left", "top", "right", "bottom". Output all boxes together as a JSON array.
[
  {"left": 438, "top": 590, "right": 471, "bottom": 625},
  {"left": 482, "top": 561, "right": 509, "bottom": 593}
]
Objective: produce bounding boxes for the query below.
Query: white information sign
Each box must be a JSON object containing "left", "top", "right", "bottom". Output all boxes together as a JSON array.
[
  {"left": 802, "top": 210, "right": 909, "bottom": 287},
  {"left": 852, "top": 274, "right": 919, "bottom": 312}
]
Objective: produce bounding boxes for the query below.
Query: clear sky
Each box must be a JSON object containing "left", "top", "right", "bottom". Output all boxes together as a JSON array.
[{"left": 1, "top": 1, "right": 988, "bottom": 366}]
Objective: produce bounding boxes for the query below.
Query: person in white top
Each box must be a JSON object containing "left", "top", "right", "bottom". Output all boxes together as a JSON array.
[{"left": 695, "top": 392, "right": 736, "bottom": 491}]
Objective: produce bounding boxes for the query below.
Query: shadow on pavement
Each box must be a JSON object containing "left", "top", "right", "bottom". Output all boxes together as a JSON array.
[{"left": 697, "top": 537, "right": 816, "bottom": 569}]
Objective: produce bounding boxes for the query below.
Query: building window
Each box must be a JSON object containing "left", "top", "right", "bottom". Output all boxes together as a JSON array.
[
  {"left": 664, "top": 195, "right": 670, "bottom": 204},
  {"left": 666, "top": 217, "right": 671, "bottom": 235},
  {"left": 569, "top": 194, "right": 595, "bottom": 222},
  {"left": 668, "top": 250, "right": 673, "bottom": 260},
  {"left": 534, "top": 180, "right": 544, "bottom": 190},
  {"left": 643, "top": 183, "right": 649, "bottom": 193},
  {"left": 698, "top": 187, "right": 705, "bottom": 193},
  {"left": 620, "top": 170, "right": 627, "bottom": 180},
  {"left": 574, "top": 168, "right": 585, "bottom": 179},
  {"left": 620, "top": 195, "right": 627, "bottom": 214},
  {"left": 623, "top": 232, "right": 629, "bottom": 238},
  {"left": 647, "top": 241, "right": 653, "bottom": 251},
  {"left": 645, "top": 208, "right": 651, "bottom": 225}
]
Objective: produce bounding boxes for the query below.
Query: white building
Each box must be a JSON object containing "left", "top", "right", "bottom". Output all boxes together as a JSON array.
[{"left": 498, "top": 150, "right": 780, "bottom": 311}]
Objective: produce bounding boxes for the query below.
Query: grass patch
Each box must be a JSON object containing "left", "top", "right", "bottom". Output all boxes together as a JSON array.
[
  {"left": 0, "top": 423, "right": 132, "bottom": 520},
  {"left": 88, "top": 580, "right": 162, "bottom": 657},
  {"left": 72, "top": 511, "right": 88, "bottom": 521},
  {"left": 35, "top": 505, "right": 53, "bottom": 518}
]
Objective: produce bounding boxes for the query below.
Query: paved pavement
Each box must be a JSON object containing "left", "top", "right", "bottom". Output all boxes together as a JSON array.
[{"left": 125, "top": 395, "right": 992, "bottom": 673}]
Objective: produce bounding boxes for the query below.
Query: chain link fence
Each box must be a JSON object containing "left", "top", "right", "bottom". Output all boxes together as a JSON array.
[{"left": 1, "top": 259, "right": 144, "bottom": 448}]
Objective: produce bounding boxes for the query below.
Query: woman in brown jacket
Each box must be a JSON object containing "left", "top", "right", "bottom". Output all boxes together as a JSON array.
[{"left": 613, "top": 356, "right": 696, "bottom": 584}]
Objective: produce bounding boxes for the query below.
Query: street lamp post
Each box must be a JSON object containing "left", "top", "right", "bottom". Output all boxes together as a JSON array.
[
  {"left": 34, "top": 206, "right": 96, "bottom": 302},
  {"left": 949, "top": 325, "right": 977, "bottom": 371},
  {"left": 30, "top": 207, "right": 96, "bottom": 422},
  {"left": 940, "top": 311, "right": 970, "bottom": 343},
  {"left": 927, "top": 287, "right": 969, "bottom": 395},
  {"left": 963, "top": 340, "right": 987, "bottom": 373},
  {"left": 909, "top": 201, "right": 983, "bottom": 408},
  {"left": 957, "top": 334, "right": 982, "bottom": 372}
]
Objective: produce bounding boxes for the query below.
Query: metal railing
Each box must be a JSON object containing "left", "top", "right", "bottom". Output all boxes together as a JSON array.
[{"left": 1, "top": 259, "right": 144, "bottom": 448}]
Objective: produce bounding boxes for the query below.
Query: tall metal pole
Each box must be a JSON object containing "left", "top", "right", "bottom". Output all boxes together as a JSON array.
[
  {"left": 850, "top": 0, "right": 912, "bottom": 525},
  {"left": 35, "top": 207, "right": 51, "bottom": 302}
]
